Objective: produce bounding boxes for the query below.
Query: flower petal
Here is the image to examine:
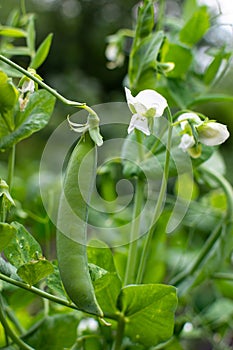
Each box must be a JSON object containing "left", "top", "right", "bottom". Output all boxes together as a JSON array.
[
  {"left": 127, "top": 114, "right": 150, "bottom": 135},
  {"left": 197, "top": 122, "right": 230, "bottom": 146},
  {"left": 125, "top": 87, "right": 137, "bottom": 114},
  {"left": 178, "top": 113, "right": 202, "bottom": 130},
  {"left": 136, "top": 89, "right": 167, "bottom": 117},
  {"left": 178, "top": 134, "right": 195, "bottom": 152}
]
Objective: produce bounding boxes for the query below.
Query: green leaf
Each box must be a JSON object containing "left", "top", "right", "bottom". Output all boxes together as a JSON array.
[
  {"left": 187, "top": 93, "right": 233, "bottom": 108},
  {"left": 129, "top": 31, "right": 164, "bottom": 93},
  {"left": 0, "top": 89, "right": 56, "bottom": 150},
  {"left": 179, "top": 7, "right": 210, "bottom": 46},
  {"left": 23, "top": 314, "right": 80, "bottom": 350},
  {"left": 87, "top": 239, "right": 118, "bottom": 273},
  {"left": 87, "top": 240, "right": 122, "bottom": 315},
  {"left": 0, "top": 222, "right": 16, "bottom": 252},
  {"left": 93, "top": 271, "right": 122, "bottom": 316},
  {"left": 46, "top": 263, "right": 67, "bottom": 298},
  {"left": 4, "top": 221, "right": 42, "bottom": 268},
  {"left": 118, "top": 284, "right": 177, "bottom": 347},
  {"left": 0, "top": 26, "right": 27, "bottom": 38},
  {"left": 0, "top": 70, "right": 19, "bottom": 114},
  {"left": 17, "top": 259, "right": 54, "bottom": 286},
  {"left": 204, "top": 50, "right": 232, "bottom": 85},
  {"left": 30, "top": 33, "right": 53, "bottom": 69},
  {"left": 134, "top": 0, "right": 154, "bottom": 39},
  {"left": 161, "top": 42, "right": 193, "bottom": 79}
]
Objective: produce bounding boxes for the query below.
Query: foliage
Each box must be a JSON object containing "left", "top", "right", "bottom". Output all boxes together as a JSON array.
[{"left": 0, "top": 1, "right": 233, "bottom": 350}]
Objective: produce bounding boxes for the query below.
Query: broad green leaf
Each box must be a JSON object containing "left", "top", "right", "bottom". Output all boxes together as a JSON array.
[
  {"left": 134, "top": 0, "right": 154, "bottom": 40},
  {"left": 23, "top": 314, "right": 80, "bottom": 350},
  {"left": 46, "top": 263, "right": 67, "bottom": 298},
  {"left": 118, "top": 284, "right": 177, "bottom": 347},
  {"left": 179, "top": 7, "right": 210, "bottom": 46},
  {"left": 93, "top": 271, "right": 122, "bottom": 316},
  {"left": 161, "top": 42, "right": 193, "bottom": 79},
  {"left": 88, "top": 240, "right": 122, "bottom": 315},
  {"left": 30, "top": 33, "right": 53, "bottom": 69},
  {"left": 4, "top": 221, "right": 42, "bottom": 268},
  {"left": 129, "top": 31, "right": 164, "bottom": 93},
  {"left": 0, "top": 70, "right": 19, "bottom": 114},
  {"left": 17, "top": 259, "right": 54, "bottom": 286},
  {"left": 0, "top": 26, "right": 27, "bottom": 38},
  {"left": 87, "top": 239, "right": 118, "bottom": 273},
  {"left": 88, "top": 263, "right": 107, "bottom": 282},
  {"left": 0, "top": 89, "right": 56, "bottom": 150},
  {"left": 0, "top": 222, "right": 16, "bottom": 252}
]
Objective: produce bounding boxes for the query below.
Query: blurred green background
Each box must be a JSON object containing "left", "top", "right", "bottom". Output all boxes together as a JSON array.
[{"left": 0, "top": 0, "right": 233, "bottom": 181}]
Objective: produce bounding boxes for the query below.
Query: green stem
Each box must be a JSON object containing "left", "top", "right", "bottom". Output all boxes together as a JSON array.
[
  {"left": 124, "top": 178, "right": 144, "bottom": 285},
  {"left": 0, "top": 295, "right": 34, "bottom": 350},
  {"left": 112, "top": 314, "right": 125, "bottom": 350},
  {"left": 157, "top": 0, "right": 166, "bottom": 31},
  {"left": 21, "top": 0, "right": 26, "bottom": 15},
  {"left": 7, "top": 145, "right": 15, "bottom": 192},
  {"left": 0, "top": 273, "right": 117, "bottom": 320},
  {"left": 0, "top": 55, "right": 89, "bottom": 109},
  {"left": 124, "top": 129, "right": 144, "bottom": 286},
  {"left": 5, "top": 305, "right": 25, "bottom": 335},
  {"left": 136, "top": 107, "right": 173, "bottom": 284},
  {"left": 213, "top": 272, "right": 233, "bottom": 281}
]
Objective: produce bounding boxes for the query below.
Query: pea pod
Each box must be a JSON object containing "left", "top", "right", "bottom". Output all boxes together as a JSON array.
[{"left": 56, "top": 133, "right": 103, "bottom": 317}]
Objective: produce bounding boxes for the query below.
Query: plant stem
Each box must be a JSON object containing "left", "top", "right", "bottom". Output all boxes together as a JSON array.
[
  {"left": 0, "top": 273, "right": 80, "bottom": 311},
  {"left": 124, "top": 178, "right": 144, "bottom": 285},
  {"left": 7, "top": 145, "right": 16, "bottom": 192},
  {"left": 124, "top": 130, "right": 144, "bottom": 286},
  {"left": 157, "top": 0, "right": 166, "bottom": 31},
  {"left": 0, "top": 273, "right": 117, "bottom": 320},
  {"left": 21, "top": 0, "right": 26, "bottom": 15},
  {"left": 213, "top": 272, "right": 233, "bottom": 281},
  {"left": 136, "top": 108, "right": 173, "bottom": 284},
  {"left": 0, "top": 295, "right": 34, "bottom": 350},
  {"left": 0, "top": 55, "right": 87, "bottom": 109},
  {"left": 112, "top": 314, "right": 125, "bottom": 350}
]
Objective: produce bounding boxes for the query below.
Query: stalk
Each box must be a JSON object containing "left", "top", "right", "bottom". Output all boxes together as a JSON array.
[{"left": 136, "top": 108, "right": 173, "bottom": 284}]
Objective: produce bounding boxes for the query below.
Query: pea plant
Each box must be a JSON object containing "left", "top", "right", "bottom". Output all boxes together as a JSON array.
[{"left": 1, "top": 0, "right": 233, "bottom": 349}]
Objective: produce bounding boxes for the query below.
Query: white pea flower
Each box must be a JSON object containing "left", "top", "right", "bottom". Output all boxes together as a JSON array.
[
  {"left": 179, "top": 134, "right": 195, "bottom": 152},
  {"left": 178, "top": 112, "right": 202, "bottom": 131},
  {"left": 125, "top": 87, "right": 168, "bottom": 135},
  {"left": 197, "top": 122, "right": 230, "bottom": 146},
  {"left": 20, "top": 79, "right": 35, "bottom": 94},
  {"left": 177, "top": 112, "right": 230, "bottom": 157}
]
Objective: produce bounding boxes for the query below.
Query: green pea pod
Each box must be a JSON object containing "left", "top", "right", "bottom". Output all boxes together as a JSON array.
[{"left": 56, "top": 133, "right": 103, "bottom": 317}]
